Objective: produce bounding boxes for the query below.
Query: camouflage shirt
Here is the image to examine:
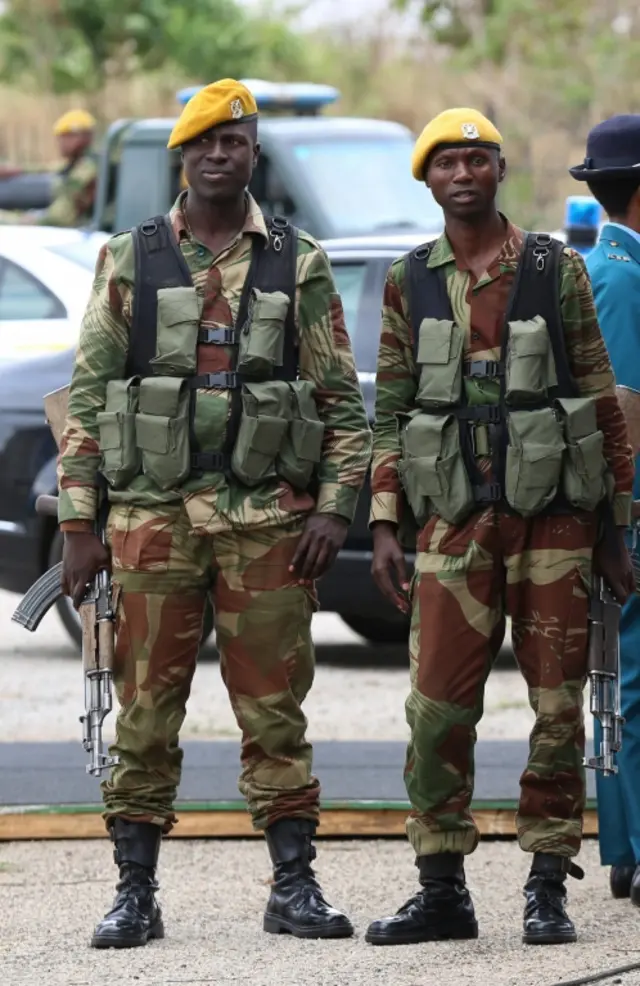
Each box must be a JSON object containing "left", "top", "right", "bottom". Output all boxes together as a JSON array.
[
  {"left": 370, "top": 221, "right": 634, "bottom": 529},
  {"left": 38, "top": 154, "right": 97, "bottom": 228},
  {"left": 58, "top": 193, "right": 372, "bottom": 534}
]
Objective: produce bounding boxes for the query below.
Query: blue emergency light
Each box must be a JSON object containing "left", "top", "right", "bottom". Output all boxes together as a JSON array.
[
  {"left": 564, "top": 195, "right": 602, "bottom": 256},
  {"left": 564, "top": 195, "right": 602, "bottom": 230},
  {"left": 176, "top": 79, "right": 341, "bottom": 115}
]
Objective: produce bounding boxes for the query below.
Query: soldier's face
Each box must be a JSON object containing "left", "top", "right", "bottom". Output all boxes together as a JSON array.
[
  {"left": 182, "top": 122, "right": 260, "bottom": 203},
  {"left": 57, "top": 132, "right": 92, "bottom": 160},
  {"left": 425, "top": 146, "right": 505, "bottom": 219}
]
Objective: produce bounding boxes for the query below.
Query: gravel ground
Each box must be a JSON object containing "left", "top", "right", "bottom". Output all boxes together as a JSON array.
[
  {"left": 0, "top": 839, "right": 638, "bottom": 986},
  {"left": 0, "top": 590, "right": 594, "bottom": 744}
]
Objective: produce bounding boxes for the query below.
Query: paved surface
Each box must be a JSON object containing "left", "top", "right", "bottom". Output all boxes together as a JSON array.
[
  {"left": 1, "top": 839, "right": 638, "bottom": 986},
  {"left": 0, "top": 739, "right": 597, "bottom": 806}
]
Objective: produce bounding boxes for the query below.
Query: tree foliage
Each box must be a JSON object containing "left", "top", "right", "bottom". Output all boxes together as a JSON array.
[{"left": 0, "top": 0, "right": 307, "bottom": 97}]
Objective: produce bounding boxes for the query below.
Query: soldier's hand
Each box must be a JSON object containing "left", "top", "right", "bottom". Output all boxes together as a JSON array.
[
  {"left": 289, "top": 514, "right": 348, "bottom": 582},
  {"left": 593, "top": 526, "right": 635, "bottom": 606},
  {"left": 371, "top": 522, "right": 410, "bottom": 614},
  {"left": 62, "top": 532, "right": 111, "bottom": 610}
]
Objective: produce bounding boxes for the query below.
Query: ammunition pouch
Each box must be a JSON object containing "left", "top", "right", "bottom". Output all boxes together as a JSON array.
[
  {"left": 96, "top": 377, "right": 141, "bottom": 490},
  {"left": 134, "top": 377, "right": 191, "bottom": 490},
  {"left": 231, "top": 381, "right": 292, "bottom": 486},
  {"left": 415, "top": 318, "right": 465, "bottom": 408},
  {"left": 278, "top": 380, "right": 325, "bottom": 490},
  {"left": 398, "top": 409, "right": 474, "bottom": 526},
  {"left": 150, "top": 285, "right": 201, "bottom": 376},
  {"left": 95, "top": 213, "right": 308, "bottom": 493},
  {"left": 505, "top": 316, "right": 558, "bottom": 404},
  {"left": 402, "top": 231, "right": 607, "bottom": 527},
  {"left": 505, "top": 407, "right": 565, "bottom": 516},
  {"left": 237, "top": 288, "right": 289, "bottom": 378},
  {"left": 556, "top": 396, "right": 607, "bottom": 512}
]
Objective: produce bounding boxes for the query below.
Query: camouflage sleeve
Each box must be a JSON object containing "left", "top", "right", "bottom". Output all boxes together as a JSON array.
[
  {"left": 57, "top": 235, "right": 132, "bottom": 530},
  {"left": 559, "top": 247, "right": 634, "bottom": 526},
  {"left": 369, "top": 258, "right": 418, "bottom": 527},
  {"left": 296, "top": 236, "right": 372, "bottom": 524},
  {"left": 37, "top": 157, "right": 97, "bottom": 228}
]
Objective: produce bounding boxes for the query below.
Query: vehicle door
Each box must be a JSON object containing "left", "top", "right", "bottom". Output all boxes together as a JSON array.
[{"left": 0, "top": 256, "right": 71, "bottom": 364}]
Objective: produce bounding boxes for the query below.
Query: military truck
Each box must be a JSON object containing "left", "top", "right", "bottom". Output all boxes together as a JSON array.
[{"left": 2, "top": 79, "right": 444, "bottom": 238}]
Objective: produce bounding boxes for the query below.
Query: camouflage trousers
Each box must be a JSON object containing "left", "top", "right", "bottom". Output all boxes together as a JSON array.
[
  {"left": 405, "top": 507, "right": 597, "bottom": 859},
  {"left": 101, "top": 502, "right": 319, "bottom": 832}
]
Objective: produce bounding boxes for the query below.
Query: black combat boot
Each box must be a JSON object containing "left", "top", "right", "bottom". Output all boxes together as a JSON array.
[
  {"left": 610, "top": 865, "right": 635, "bottom": 899},
  {"left": 91, "top": 818, "right": 164, "bottom": 949},
  {"left": 522, "top": 852, "right": 583, "bottom": 945},
  {"left": 263, "top": 818, "right": 353, "bottom": 939},
  {"left": 365, "top": 852, "right": 478, "bottom": 946}
]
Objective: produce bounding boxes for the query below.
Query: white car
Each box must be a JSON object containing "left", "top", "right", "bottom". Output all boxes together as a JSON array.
[{"left": 0, "top": 225, "right": 109, "bottom": 363}]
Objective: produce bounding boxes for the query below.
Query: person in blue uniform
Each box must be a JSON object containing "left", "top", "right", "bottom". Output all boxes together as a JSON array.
[{"left": 570, "top": 114, "right": 640, "bottom": 905}]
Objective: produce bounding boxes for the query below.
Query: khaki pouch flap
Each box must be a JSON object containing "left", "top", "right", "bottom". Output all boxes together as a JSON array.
[
  {"left": 138, "top": 377, "right": 188, "bottom": 417},
  {"left": 135, "top": 414, "right": 172, "bottom": 454},
  {"left": 417, "top": 319, "right": 456, "bottom": 365},
  {"left": 156, "top": 286, "right": 201, "bottom": 328}
]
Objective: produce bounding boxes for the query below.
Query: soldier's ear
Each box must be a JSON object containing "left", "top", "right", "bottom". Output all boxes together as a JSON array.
[{"left": 498, "top": 156, "right": 506, "bottom": 184}]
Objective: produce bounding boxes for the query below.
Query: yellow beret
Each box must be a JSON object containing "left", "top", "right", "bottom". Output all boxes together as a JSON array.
[
  {"left": 53, "top": 109, "right": 96, "bottom": 136},
  {"left": 167, "top": 79, "right": 258, "bottom": 150},
  {"left": 411, "top": 108, "right": 503, "bottom": 180}
]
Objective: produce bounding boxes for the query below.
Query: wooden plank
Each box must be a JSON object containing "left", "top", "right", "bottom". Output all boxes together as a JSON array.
[{"left": 0, "top": 808, "right": 599, "bottom": 841}]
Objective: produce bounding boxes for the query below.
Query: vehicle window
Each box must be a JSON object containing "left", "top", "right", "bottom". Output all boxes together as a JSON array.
[
  {"left": 292, "top": 137, "right": 443, "bottom": 237},
  {"left": 47, "top": 235, "right": 108, "bottom": 271},
  {"left": 331, "top": 262, "right": 368, "bottom": 342},
  {"left": 0, "top": 259, "right": 64, "bottom": 320}
]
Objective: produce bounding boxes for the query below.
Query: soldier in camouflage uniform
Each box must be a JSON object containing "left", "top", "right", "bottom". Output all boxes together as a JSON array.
[
  {"left": 57, "top": 79, "right": 371, "bottom": 948},
  {"left": 0, "top": 108, "right": 97, "bottom": 228},
  {"left": 365, "top": 108, "right": 635, "bottom": 947}
]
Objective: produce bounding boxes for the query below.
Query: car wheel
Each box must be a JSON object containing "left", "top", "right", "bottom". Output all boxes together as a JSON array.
[
  {"left": 47, "top": 529, "right": 215, "bottom": 652},
  {"left": 339, "top": 613, "right": 410, "bottom": 645}
]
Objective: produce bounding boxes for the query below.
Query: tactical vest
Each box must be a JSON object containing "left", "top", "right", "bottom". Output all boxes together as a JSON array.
[
  {"left": 96, "top": 214, "right": 325, "bottom": 494},
  {"left": 398, "top": 232, "right": 610, "bottom": 530}
]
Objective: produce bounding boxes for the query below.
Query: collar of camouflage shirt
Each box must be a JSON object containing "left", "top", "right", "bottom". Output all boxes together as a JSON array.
[{"left": 170, "top": 190, "right": 270, "bottom": 250}]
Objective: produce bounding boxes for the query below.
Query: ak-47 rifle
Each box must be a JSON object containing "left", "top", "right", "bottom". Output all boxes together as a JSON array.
[
  {"left": 583, "top": 498, "right": 626, "bottom": 777},
  {"left": 10, "top": 385, "right": 119, "bottom": 777},
  {"left": 584, "top": 574, "right": 623, "bottom": 776}
]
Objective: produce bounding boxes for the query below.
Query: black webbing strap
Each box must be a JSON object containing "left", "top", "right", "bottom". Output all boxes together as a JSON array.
[
  {"left": 406, "top": 241, "right": 499, "bottom": 505},
  {"left": 496, "top": 231, "right": 577, "bottom": 514},
  {"left": 407, "top": 241, "right": 451, "bottom": 347},
  {"left": 128, "top": 215, "right": 192, "bottom": 378},
  {"left": 504, "top": 232, "right": 577, "bottom": 399},
  {"left": 263, "top": 216, "right": 298, "bottom": 383},
  {"left": 129, "top": 212, "right": 299, "bottom": 479},
  {"left": 220, "top": 215, "right": 298, "bottom": 474}
]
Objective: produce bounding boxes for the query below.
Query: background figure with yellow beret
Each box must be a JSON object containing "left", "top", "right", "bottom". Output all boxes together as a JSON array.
[
  {"left": 366, "top": 107, "right": 634, "bottom": 946},
  {"left": 0, "top": 108, "right": 97, "bottom": 227},
  {"left": 56, "top": 78, "right": 370, "bottom": 948}
]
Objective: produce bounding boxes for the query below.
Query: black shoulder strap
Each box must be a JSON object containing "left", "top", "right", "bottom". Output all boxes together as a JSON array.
[
  {"left": 219, "top": 216, "right": 299, "bottom": 471},
  {"left": 505, "top": 232, "right": 577, "bottom": 397},
  {"left": 128, "top": 214, "right": 193, "bottom": 377},
  {"left": 261, "top": 216, "right": 298, "bottom": 382},
  {"left": 406, "top": 241, "right": 454, "bottom": 363}
]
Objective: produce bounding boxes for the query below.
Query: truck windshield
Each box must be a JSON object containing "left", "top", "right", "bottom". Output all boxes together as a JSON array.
[{"left": 292, "top": 137, "right": 442, "bottom": 236}]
